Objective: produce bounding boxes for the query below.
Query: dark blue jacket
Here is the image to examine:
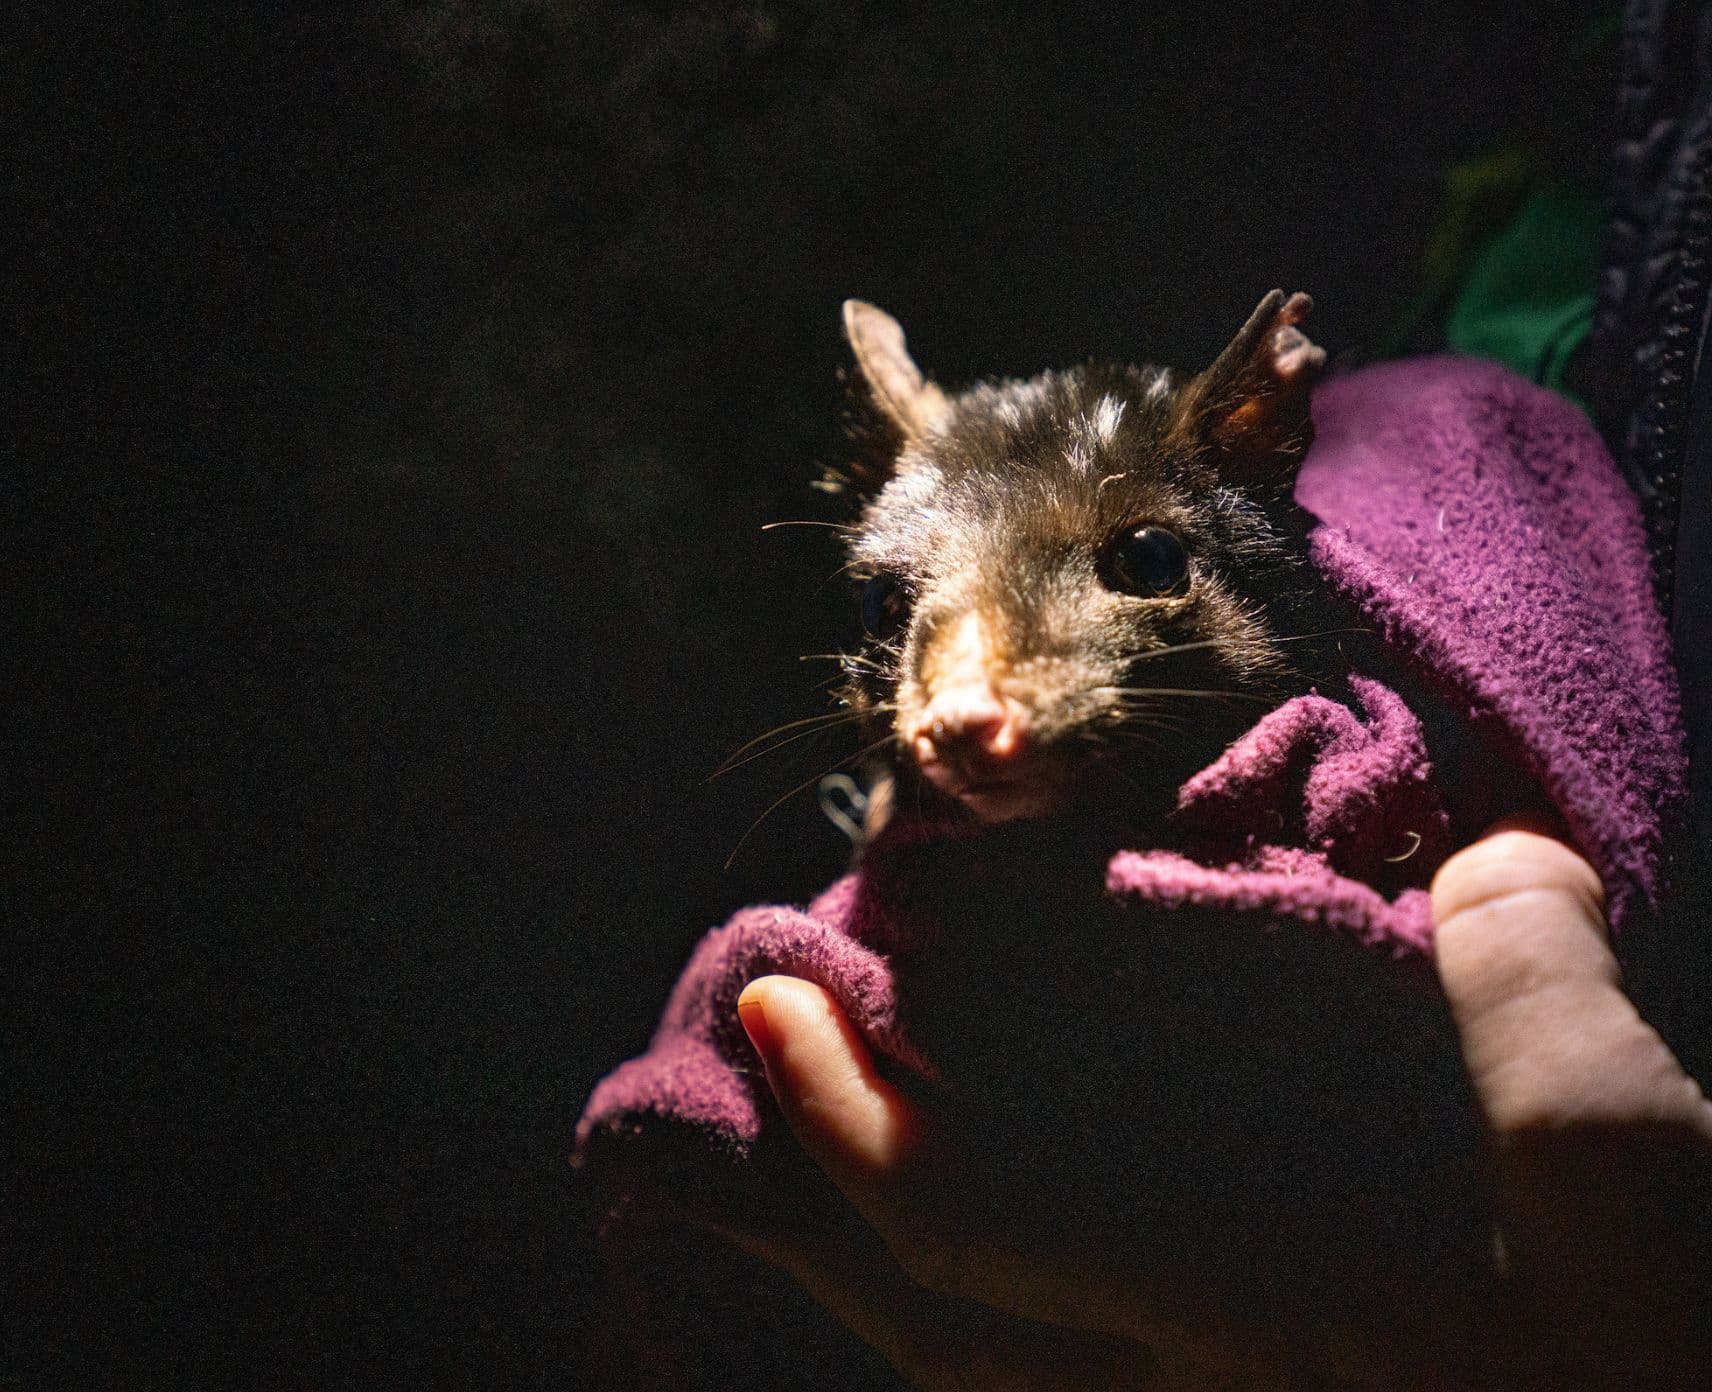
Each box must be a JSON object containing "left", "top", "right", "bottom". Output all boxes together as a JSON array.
[{"left": 1591, "top": 0, "right": 1712, "bottom": 834}]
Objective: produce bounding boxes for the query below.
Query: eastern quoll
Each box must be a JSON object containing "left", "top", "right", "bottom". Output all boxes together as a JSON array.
[
  {"left": 800, "top": 291, "right": 1488, "bottom": 1320},
  {"left": 832, "top": 290, "right": 1339, "bottom": 842}
]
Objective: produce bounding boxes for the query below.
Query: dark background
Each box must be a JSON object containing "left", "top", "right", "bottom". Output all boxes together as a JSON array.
[{"left": 12, "top": 3, "right": 1618, "bottom": 1387}]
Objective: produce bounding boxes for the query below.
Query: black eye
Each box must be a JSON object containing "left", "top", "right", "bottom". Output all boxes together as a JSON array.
[
  {"left": 860, "top": 573, "right": 910, "bottom": 639},
  {"left": 1105, "top": 525, "right": 1189, "bottom": 597}
]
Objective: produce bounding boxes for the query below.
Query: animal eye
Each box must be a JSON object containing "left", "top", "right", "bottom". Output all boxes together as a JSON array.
[
  {"left": 860, "top": 573, "right": 911, "bottom": 639},
  {"left": 1105, "top": 525, "right": 1189, "bottom": 597}
]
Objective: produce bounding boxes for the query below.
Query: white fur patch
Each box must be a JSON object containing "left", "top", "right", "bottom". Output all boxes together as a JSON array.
[
  {"left": 1090, "top": 394, "right": 1124, "bottom": 443},
  {"left": 998, "top": 378, "right": 1049, "bottom": 422},
  {"left": 889, "top": 459, "right": 943, "bottom": 506},
  {"left": 856, "top": 460, "right": 948, "bottom": 568},
  {"left": 1067, "top": 395, "right": 1123, "bottom": 470},
  {"left": 1147, "top": 368, "right": 1171, "bottom": 400}
]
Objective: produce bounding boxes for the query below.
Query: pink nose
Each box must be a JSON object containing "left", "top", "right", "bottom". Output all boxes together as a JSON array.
[{"left": 911, "top": 685, "right": 1029, "bottom": 771}]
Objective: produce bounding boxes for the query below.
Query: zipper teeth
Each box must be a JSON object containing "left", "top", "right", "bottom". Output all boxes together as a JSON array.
[{"left": 1637, "top": 139, "right": 1712, "bottom": 611}]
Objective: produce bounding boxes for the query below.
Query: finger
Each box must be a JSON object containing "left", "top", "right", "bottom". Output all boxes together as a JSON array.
[
  {"left": 737, "top": 978, "right": 1280, "bottom": 1382},
  {"left": 1431, "top": 829, "right": 1712, "bottom": 1386},
  {"left": 737, "top": 979, "right": 1113, "bottom": 1306},
  {"left": 1430, "top": 829, "right": 1712, "bottom": 1137},
  {"left": 1430, "top": 826, "right": 1613, "bottom": 1053},
  {"left": 741, "top": 973, "right": 1038, "bottom": 1305},
  {"left": 738, "top": 975, "right": 924, "bottom": 1179},
  {"left": 738, "top": 976, "right": 1113, "bottom": 1315}
]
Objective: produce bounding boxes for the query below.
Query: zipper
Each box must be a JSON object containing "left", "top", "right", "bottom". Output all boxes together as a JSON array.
[{"left": 1634, "top": 132, "right": 1712, "bottom": 611}]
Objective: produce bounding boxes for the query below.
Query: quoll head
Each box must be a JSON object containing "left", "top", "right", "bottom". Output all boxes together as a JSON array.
[{"left": 835, "top": 291, "right": 1328, "bottom": 826}]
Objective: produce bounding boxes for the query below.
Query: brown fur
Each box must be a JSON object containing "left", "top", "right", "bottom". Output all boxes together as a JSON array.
[{"left": 832, "top": 294, "right": 1339, "bottom": 833}]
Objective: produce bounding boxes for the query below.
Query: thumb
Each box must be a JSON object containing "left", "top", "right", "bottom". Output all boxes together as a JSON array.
[
  {"left": 1430, "top": 828, "right": 1712, "bottom": 1137},
  {"left": 737, "top": 975, "right": 924, "bottom": 1181},
  {"left": 1431, "top": 834, "right": 1712, "bottom": 1387}
]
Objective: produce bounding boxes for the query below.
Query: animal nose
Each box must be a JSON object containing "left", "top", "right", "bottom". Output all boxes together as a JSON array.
[{"left": 911, "top": 684, "right": 1029, "bottom": 770}]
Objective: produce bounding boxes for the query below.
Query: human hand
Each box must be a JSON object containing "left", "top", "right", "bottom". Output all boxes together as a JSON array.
[
  {"left": 731, "top": 977, "right": 1369, "bottom": 1391},
  {"left": 723, "top": 828, "right": 1712, "bottom": 1391},
  {"left": 1429, "top": 826, "right": 1712, "bottom": 1388}
]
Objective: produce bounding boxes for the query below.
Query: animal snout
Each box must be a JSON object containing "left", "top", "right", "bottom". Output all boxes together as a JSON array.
[{"left": 910, "top": 684, "right": 1029, "bottom": 776}]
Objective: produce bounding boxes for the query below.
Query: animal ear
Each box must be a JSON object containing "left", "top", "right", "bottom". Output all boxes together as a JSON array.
[
  {"left": 839, "top": 300, "right": 952, "bottom": 490},
  {"left": 1186, "top": 290, "right": 1325, "bottom": 470}
]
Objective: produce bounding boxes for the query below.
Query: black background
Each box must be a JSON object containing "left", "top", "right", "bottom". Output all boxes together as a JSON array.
[{"left": 13, "top": 4, "right": 1618, "bottom": 1387}]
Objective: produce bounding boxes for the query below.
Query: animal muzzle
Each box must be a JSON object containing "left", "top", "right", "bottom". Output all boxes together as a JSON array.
[{"left": 908, "top": 683, "right": 1057, "bottom": 820}]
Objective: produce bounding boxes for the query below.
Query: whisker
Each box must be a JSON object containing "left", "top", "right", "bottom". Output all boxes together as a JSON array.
[
  {"left": 712, "top": 708, "right": 869, "bottom": 775},
  {"left": 1110, "top": 720, "right": 1190, "bottom": 742},
  {"left": 724, "top": 734, "right": 897, "bottom": 871},
  {"left": 1094, "top": 757, "right": 1157, "bottom": 803},
  {"left": 801, "top": 651, "right": 889, "bottom": 674},
  {"left": 1106, "top": 709, "right": 1194, "bottom": 735},
  {"left": 1094, "top": 686, "right": 1276, "bottom": 704},
  {"left": 814, "top": 559, "right": 867, "bottom": 594},
  {"left": 1106, "top": 707, "right": 1189, "bottom": 725},
  {"left": 1125, "top": 627, "right": 1371, "bottom": 666},
  {"left": 1122, "top": 637, "right": 1240, "bottom": 666},
  {"left": 760, "top": 520, "right": 858, "bottom": 534},
  {"left": 813, "top": 669, "right": 894, "bottom": 694},
  {"left": 708, "top": 710, "right": 874, "bottom": 781},
  {"left": 1273, "top": 625, "right": 1373, "bottom": 644}
]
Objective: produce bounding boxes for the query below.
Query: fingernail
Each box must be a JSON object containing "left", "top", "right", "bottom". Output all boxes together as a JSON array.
[{"left": 737, "top": 989, "right": 774, "bottom": 1059}]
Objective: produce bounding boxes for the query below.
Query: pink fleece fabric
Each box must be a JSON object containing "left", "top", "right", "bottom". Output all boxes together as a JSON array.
[{"left": 576, "top": 356, "right": 1685, "bottom": 1167}]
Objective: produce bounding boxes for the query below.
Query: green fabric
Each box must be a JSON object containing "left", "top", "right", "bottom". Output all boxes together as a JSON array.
[
  {"left": 1385, "top": 5, "right": 1617, "bottom": 399},
  {"left": 1377, "top": 149, "right": 1534, "bottom": 358},
  {"left": 1443, "top": 185, "right": 1599, "bottom": 406}
]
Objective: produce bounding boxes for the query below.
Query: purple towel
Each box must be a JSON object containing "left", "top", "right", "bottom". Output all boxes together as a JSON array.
[{"left": 576, "top": 356, "right": 1684, "bottom": 1174}]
